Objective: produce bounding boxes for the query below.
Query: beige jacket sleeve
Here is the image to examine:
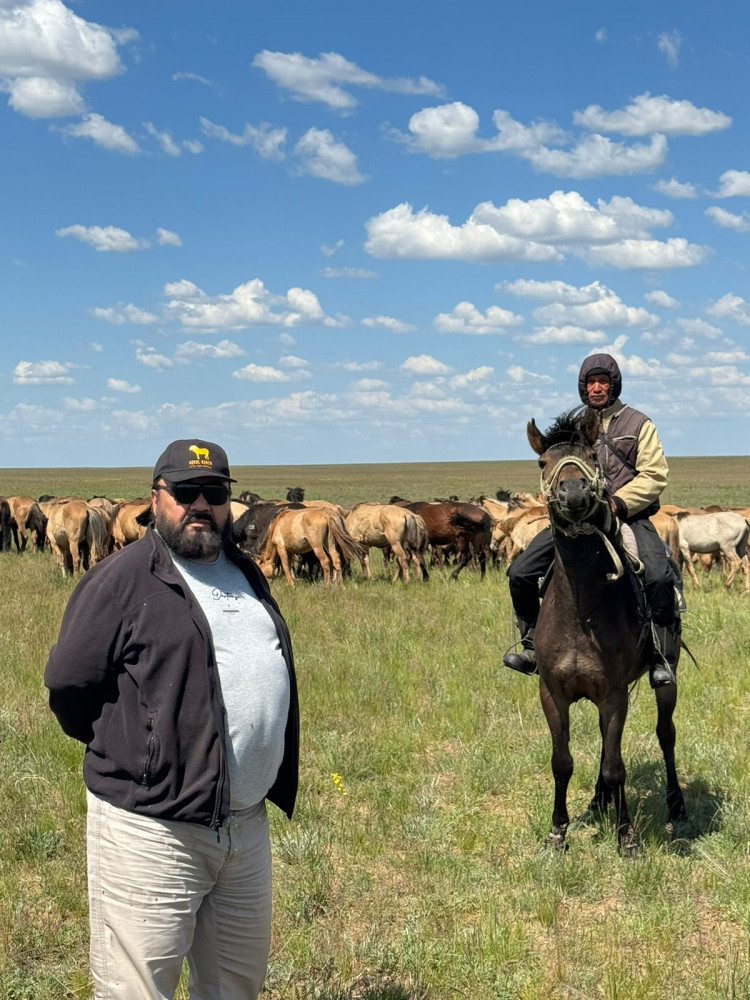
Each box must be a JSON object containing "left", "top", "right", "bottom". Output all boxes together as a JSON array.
[{"left": 614, "top": 420, "right": 669, "bottom": 516}]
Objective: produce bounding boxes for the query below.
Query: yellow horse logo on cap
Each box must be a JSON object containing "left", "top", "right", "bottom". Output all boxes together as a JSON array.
[{"left": 189, "top": 445, "right": 210, "bottom": 461}]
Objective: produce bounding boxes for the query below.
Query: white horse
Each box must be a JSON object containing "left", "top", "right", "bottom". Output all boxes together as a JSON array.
[{"left": 674, "top": 510, "right": 750, "bottom": 593}]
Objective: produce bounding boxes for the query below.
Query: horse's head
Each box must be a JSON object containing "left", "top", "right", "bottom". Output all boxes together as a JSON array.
[{"left": 528, "top": 408, "right": 606, "bottom": 530}]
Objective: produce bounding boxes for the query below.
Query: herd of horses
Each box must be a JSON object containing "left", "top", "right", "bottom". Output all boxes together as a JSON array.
[{"left": 2, "top": 424, "right": 747, "bottom": 851}]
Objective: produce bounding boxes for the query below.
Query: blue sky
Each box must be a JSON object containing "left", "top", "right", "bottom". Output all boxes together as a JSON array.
[{"left": 2, "top": 0, "right": 749, "bottom": 468}]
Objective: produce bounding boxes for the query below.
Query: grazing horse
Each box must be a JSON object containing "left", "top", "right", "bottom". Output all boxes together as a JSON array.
[
  {"left": 257, "top": 507, "right": 365, "bottom": 586},
  {"left": 528, "top": 409, "right": 686, "bottom": 853},
  {"left": 389, "top": 498, "right": 491, "bottom": 579},
  {"left": 345, "top": 503, "right": 429, "bottom": 582},
  {"left": 46, "top": 501, "right": 111, "bottom": 576}
]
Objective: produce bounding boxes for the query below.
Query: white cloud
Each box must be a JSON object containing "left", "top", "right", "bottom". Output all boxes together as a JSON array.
[
  {"left": 399, "top": 101, "right": 667, "bottom": 178},
  {"left": 522, "top": 325, "right": 607, "bottom": 345},
  {"left": 134, "top": 343, "right": 174, "bottom": 370},
  {"left": 530, "top": 282, "right": 660, "bottom": 329},
  {"left": 676, "top": 318, "right": 723, "bottom": 339},
  {"left": 507, "top": 365, "right": 553, "bottom": 383},
  {"left": 434, "top": 301, "right": 522, "bottom": 335},
  {"left": 251, "top": 50, "right": 444, "bottom": 111},
  {"left": 321, "top": 239, "right": 344, "bottom": 256},
  {"left": 705, "top": 350, "right": 750, "bottom": 364},
  {"left": 57, "top": 224, "right": 147, "bottom": 252},
  {"left": 14, "top": 359, "right": 76, "bottom": 384},
  {"left": 583, "top": 335, "right": 677, "bottom": 378},
  {"left": 232, "top": 363, "right": 290, "bottom": 382},
  {"left": 9, "top": 75, "right": 84, "bottom": 117},
  {"left": 172, "top": 71, "right": 215, "bottom": 89},
  {"left": 92, "top": 303, "right": 159, "bottom": 325},
  {"left": 0, "top": 0, "right": 134, "bottom": 118},
  {"left": 715, "top": 170, "right": 750, "bottom": 198},
  {"left": 182, "top": 139, "right": 204, "bottom": 155},
  {"left": 499, "top": 278, "right": 604, "bottom": 303},
  {"left": 528, "top": 132, "right": 667, "bottom": 178},
  {"left": 365, "top": 202, "right": 561, "bottom": 263},
  {"left": 352, "top": 378, "right": 388, "bottom": 390},
  {"left": 334, "top": 360, "right": 383, "bottom": 371},
  {"left": 595, "top": 28, "right": 607, "bottom": 43},
  {"left": 361, "top": 315, "right": 415, "bottom": 333},
  {"left": 706, "top": 293, "right": 750, "bottom": 326},
  {"left": 449, "top": 366, "right": 494, "bottom": 389},
  {"left": 705, "top": 206, "right": 750, "bottom": 232},
  {"left": 174, "top": 340, "right": 245, "bottom": 360},
  {"left": 657, "top": 30, "right": 682, "bottom": 69},
  {"left": 156, "top": 228, "right": 182, "bottom": 246},
  {"left": 582, "top": 237, "right": 707, "bottom": 270},
  {"left": 645, "top": 290, "right": 680, "bottom": 309},
  {"left": 107, "top": 378, "right": 141, "bottom": 393},
  {"left": 56, "top": 112, "right": 140, "bottom": 154},
  {"left": 200, "top": 117, "right": 287, "bottom": 161},
  {"left": 278, "top": 355, "right": 309, "bottom": 369},
  {"left": 164, "top": 277, "right": 331, "bottom": 331},
  {"left": 293, "top": 128, "right": 365, "bottom": 185},
  {"left": 401, "top": 355, "right": 453, "bottom": 375},
  {"left": 144, "top": 122, "right": 181, "bottom": 156},
  {"left": 322, "top": 266, "right": 377, "bottom": 279},
  {"left": 652, "top": 178, "right": 698, "bottom": 198},
  {"left": 573, "top": 94, "right": 730, "bottom": 136}
]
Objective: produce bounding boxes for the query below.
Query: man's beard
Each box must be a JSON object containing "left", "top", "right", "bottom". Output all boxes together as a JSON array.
[{"left": 155, "top": 508, "right": 230, "bottom": 560}]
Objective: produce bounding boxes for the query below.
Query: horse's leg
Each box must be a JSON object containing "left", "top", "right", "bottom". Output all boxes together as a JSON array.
[
  {"left": 362, "top": 550, "right": 371, "bottom": 580},
  {"left": 391, "top": 541, "right": 409, "bottom": 583},
  {"left": 599, "top": 695, "right": 637, "bottom": 852},
  {"left": 587, "top": 714, "right": 614, "bottom": 816},
  {"left": 539, "top": 682, "right": 572, "bottom": 849},
  {"left": 450, "top": 538, "right": 471, "bottom": 580},
  {"left": 312, "top": 544, "right": 332, "bottom": 584},
  {"left": 277, "top": 542, "right": 295, "bottom": 586},
  {"left": 654, "top": 682, "right": 687, "bottom": 824},
  {"left": 681, "top": 542, "right": 701, "bottom": 589},
  {"left": 328, "top": 544, "right": 344, "bottom": 585}
]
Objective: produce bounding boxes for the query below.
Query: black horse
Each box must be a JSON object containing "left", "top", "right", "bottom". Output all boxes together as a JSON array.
[{"left": 529, "top": 408, "right": 686, "bottom": 853}]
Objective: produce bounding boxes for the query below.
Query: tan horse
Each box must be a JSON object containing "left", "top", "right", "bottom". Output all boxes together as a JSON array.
[
  {"left": 257, "top": 507, "right": 364, "bottom": 586},
  {"left": 345, "top": 503, "right": 428, "bottom": 582},
  {"left": 111, "top": 499, "right": 151, "bottom": 549},
  {"left": 46, "top": 501, "right": 111, "bottom": 576},
  {"left": 7, "top": 495, "right": 38, "bottom": 551}
]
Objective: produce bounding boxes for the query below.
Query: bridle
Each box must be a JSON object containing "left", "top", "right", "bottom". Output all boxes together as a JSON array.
[{"left": 540, "top": 451, "right": 624, "bottom": 582}]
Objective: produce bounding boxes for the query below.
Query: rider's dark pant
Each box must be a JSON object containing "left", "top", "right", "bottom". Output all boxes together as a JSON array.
[{"left": 507, "top": 517, "right": 676, "bottom": 629}]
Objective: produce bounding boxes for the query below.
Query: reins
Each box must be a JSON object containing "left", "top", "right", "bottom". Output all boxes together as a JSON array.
[{"left": 540, "top": 453, "right": 624, "bottom": 583}]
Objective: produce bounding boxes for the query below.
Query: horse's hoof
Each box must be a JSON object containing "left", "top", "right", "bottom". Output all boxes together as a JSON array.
[
  {"left": 619, "top": 828, "right": 640, "bottom": 857},
  {"left": 545, "top": 832, "right": 569, "bottom": 852}
]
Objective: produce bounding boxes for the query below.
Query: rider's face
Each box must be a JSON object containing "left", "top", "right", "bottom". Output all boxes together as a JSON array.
[{"left": 586, "top": 374, "right": 611, "bottom": 409}]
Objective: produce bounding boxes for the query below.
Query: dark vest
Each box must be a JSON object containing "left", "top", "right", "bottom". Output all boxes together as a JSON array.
[{"left": 595, "top": 405, "right": 660, "bottom": 517}]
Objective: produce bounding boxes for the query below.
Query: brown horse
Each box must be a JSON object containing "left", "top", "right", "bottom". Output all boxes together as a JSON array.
[
  {"left": 46, "top": 500, "right": 111, "bottom": 576},
  {"left": 257, "top": 507, "right": 365, "bottom": 586},
  {"left": 111, "top": 499, "right": 151, "bottom": 549},
  {"left": 345, "top": 503, "right": 428, "bottom": 582},
  {"left": 528, "top": 408, "right": 686, "bottom": 853},
  {"left": 389, "top": 498, "right": 490, "bottom": 579}
]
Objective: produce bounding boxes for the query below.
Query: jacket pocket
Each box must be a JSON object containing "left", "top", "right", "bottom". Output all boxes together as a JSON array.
[{"left": 141, "top": 714, "right": 159, "bottom": 787}]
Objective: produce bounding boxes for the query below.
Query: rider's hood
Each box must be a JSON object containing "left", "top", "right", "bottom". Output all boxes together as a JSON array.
[{"left": 578, "top": 353, "right": 622, "bottom": 407}]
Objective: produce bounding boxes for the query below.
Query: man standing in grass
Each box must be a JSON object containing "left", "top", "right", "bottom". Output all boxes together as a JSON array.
[{"left": 45, "top": 439, "right": 299, "bottom": 1000}]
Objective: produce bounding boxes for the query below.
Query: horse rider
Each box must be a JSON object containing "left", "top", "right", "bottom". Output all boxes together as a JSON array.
[{"left": 503, "top": 352, "right": 679, "bottom": 688}]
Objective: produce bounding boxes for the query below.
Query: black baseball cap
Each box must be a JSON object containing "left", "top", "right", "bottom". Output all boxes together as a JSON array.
[{"left": 152, "top": 439, "right": 236, "bottom": 484}]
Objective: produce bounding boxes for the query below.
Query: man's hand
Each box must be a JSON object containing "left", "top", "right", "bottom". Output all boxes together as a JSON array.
[{"left": 609, "top": 495, "right": 628, "bottom": 519}]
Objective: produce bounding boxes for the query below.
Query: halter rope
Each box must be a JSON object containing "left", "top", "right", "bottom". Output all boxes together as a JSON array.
[{"left": 540, "top": 453, "right": 624, "bottom": 583}]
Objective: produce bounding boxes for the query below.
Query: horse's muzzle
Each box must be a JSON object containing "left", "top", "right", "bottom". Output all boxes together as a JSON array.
[{"left": 555, "top": 479, "right": 593, "bottom": 519}]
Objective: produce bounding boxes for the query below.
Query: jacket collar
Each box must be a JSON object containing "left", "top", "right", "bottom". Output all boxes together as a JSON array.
[{"left": 593, "top": 398, "right": 625, "bottom": 421}]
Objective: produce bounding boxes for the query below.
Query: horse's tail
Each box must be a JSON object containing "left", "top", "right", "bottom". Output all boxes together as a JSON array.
[
  {"left": 326, "top": 515, "right": 366, "bottom": 568},
  {"left": 86, "top": 507, "right": 111, "bottom": 565},
  {"left": 450, "top": 510, "right": 490, "bottom": 534}
]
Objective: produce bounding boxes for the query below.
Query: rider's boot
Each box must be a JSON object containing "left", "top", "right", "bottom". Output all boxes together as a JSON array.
[
  {"left": 503, "top": 619, "right": 538, "bottom": 675},
  {"left": 650, "top": 621, "right": 679, "bottom": 689}
]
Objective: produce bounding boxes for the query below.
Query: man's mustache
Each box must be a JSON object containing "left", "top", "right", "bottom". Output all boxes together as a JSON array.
[{"left": 182, "top": 512, "right": 217, "bottom": 529}]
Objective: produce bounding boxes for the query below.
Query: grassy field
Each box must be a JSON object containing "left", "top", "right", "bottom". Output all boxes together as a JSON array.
[{"left": 2, "top": 459, "right": 750, "bottom": 1000}]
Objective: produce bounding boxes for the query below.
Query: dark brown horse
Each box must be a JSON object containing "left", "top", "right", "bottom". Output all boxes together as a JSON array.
[
  {"left": 529, "top": 408, "right": 686, "bottom": 853},
  {"left": 389, "top": 498, "right": 491, "bottom": 579}
]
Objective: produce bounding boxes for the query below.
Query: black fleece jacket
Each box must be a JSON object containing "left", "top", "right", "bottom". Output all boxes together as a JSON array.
[{"left": 45, "top": 528, "right": 298, "bottom": 826}]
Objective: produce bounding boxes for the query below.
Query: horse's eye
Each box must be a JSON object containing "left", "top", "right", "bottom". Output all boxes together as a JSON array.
[{"left": 538, "top": 459, "right": 545, "bottom": 469}]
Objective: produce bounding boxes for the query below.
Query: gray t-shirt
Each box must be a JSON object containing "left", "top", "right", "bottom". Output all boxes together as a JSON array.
[{"left": 170, "top": 550, "right": 290, "bottom": 809}]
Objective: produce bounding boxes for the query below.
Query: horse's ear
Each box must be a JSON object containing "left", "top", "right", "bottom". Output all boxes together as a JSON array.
[
  {"left": 582, "top": 408, "right": 599, "bottom": 446},
  {"left": 527, "top": 419, "right": 546, "bottom": 456}
]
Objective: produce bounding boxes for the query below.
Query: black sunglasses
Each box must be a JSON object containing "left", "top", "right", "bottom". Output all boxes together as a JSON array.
[{"left": 155, "top": 482, "right": 231, "bottom": 505}]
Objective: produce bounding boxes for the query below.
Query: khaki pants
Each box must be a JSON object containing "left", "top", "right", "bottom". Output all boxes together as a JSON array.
[{"left": 86, "top": 791, "right": 272, "bottom": 1000}]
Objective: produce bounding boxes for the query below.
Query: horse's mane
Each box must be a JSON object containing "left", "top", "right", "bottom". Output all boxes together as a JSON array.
[{"left": 543, "top": 406, "right": 591, "bottom": 449}]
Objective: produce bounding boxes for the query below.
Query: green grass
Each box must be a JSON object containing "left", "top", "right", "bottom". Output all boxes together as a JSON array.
[{"left": 1, "top": 459, "right": 750, "bottom": 999}]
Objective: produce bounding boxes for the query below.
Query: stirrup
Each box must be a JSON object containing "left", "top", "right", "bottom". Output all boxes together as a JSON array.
[{"left": 649, "top": 662, "right": 674, "bottom": 689}]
